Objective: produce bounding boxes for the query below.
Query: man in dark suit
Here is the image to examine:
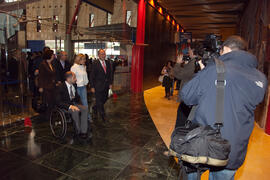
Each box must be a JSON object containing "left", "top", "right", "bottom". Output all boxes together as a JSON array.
[
  {"left": 90, "top": 49, "right": 113, "bottom": 122},
  {"left": 56, "top": 71, "right": 89, "bottom": 138},
  {"left": 53, "top": 51, "right": 71, "bottom": 83}
]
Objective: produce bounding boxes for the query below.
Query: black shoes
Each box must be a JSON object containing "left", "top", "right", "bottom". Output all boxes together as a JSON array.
[{"left": 80, "top": 133, "right": 88, "bottom": 139}]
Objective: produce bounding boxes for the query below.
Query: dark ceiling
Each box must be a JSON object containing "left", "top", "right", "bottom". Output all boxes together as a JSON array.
[{"left": 158, "top": 0, "right": 249, "bottom": 38}]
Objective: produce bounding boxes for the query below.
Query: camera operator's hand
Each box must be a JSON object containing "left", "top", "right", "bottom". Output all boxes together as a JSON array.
[
  {"left": 69, "top": 105, "right": 80, "bottom": 112},
  {"left": 198, "top": 60, "right": 205, "bottom": 70},
  {"left": 176, "top": 54, "right": 184, "bottom": 64}
]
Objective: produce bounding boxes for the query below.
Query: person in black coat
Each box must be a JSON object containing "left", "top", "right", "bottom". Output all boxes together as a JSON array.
[
  {"left": 90, "top": 49, "right": 113, "bottom": 122},
  {"left": 53, "top": 51, "right": 71, "bottom": 83},
  {"left": 38, "top": 50, "right": 57, "bottom": 120},
  {"left": 56, "top": 71, "right": 89, "bottom": 138}
]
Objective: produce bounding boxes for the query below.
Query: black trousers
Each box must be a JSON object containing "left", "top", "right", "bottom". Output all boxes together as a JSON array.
[
  {"left": 43, "top": 88, "right": 55, "bottom": 121},
  {"left": 175, "top": 102, "right": 192, "bottom": 128},
  {"left": 165, "top": 86, "right": 171, "bottom": 96},
  {"left": 94, "top": 88, "right": 109, "bottom": 117},
  {"left": 176, "top": 80, "right": 181, "bottom": 90}
]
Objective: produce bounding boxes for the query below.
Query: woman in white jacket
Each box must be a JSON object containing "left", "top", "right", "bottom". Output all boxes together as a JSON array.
[{"left": 71, "top": 54, "right": 90, "bottom": 119}]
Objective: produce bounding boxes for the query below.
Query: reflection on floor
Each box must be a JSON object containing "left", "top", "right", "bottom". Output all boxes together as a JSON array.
[
  {"left": 144, "top": 86, "right": 270, "bottom": 180},
  {"left": 0, "top": 92, "right": 38, "bottom": 127},
  {"left": 0, "top": 93, "right": 179, "bottom": 180}
]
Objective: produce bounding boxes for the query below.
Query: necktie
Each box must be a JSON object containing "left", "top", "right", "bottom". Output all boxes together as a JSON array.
[
  {"left": 102, "top": 61, "right": 107, "bottom": 73},
  {"left": 70, "top": 85, "right": 75, "bottom": 100}
]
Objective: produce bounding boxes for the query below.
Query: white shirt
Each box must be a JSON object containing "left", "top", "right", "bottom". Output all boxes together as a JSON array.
[
  {"left": 65, "top": 81, "right": 76, "bottom": 100},
  {"left": 60, "top": 60, "right": 65, "bottom": 68},
  {"left": 71, "top": 64, "right": 89, "bottom": 87}
]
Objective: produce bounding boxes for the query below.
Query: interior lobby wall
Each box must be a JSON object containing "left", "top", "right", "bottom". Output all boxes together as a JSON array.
[
  {"left": 143, "top": 4, "right": 176, "bottom": 90},
  {"left": 240, "top": 0, "right": 270, "bottom": 131}
]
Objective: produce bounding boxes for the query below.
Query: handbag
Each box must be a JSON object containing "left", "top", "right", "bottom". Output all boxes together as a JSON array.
[
  {"left": 169, "top": 58, "right": 231, "bottom": 177},
  {"left": 108, "top": 88, "right": 113, "bottom": 98},
  {"left": 158, "top": 75, "right": 164, "bottom": 83}
]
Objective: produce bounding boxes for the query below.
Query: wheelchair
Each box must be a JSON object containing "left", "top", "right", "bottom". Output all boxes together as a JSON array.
[
  {"left": 49, "top": 107, "right": 75, "bottom": 139},
  {"left": 49, "top": 107, "right": 92, "bottom": 140}
]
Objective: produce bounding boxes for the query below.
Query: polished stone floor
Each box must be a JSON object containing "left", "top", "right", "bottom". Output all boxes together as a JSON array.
[
  {"left": 145, "top": 86, "right": 270, "bottom": 180},
  {"left": 0, "top": 93, "right": 179, "bottom": 180}
]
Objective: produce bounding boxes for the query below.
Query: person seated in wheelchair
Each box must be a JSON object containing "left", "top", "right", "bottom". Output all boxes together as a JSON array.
[{"left": 55, "top": 71, "right": 89, "bottom": 139}]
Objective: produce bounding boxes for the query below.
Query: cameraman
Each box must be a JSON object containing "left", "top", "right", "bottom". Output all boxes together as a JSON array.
[
  {"left": 172, "top": 44, "right": 204, "bottom": 128},
  {"left": 181, "top": 36, "right": 267, "bottom": 179}
]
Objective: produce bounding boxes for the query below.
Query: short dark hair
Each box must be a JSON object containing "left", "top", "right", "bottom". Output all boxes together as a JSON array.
[
  {"left": 65, "top": 71, "right": 74, "bottom": 80},
  {"left": 222, "top": 36, "right": 247, "bottom": 51},
  {"left": 43, "top": 50, "right": 54, "bottom": 60},
  {"left": 43, "top": 46, "right": 50, "bottom": 52},
  {"left": 166, "top": 61, "right": 172, "bottom": 66},
  {"left": 189, "top": 41, "right": 202, "bottom": 56}
]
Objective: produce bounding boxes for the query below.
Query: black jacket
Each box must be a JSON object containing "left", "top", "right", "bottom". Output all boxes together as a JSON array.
[
  {"left": 181, "top": 50, "right": 267, "bottom": 169},
  {"left": 53, "top": 59, "right": 71, "bottom": 82},
  {"left": 38, "top": 61, "right": 56, "bottom": 90},
  {"left": 56, "top": 82, "right": 81, "bottom": 110},
  {"left": 90, "top": 60, "right": 113, "bottom": 92}
]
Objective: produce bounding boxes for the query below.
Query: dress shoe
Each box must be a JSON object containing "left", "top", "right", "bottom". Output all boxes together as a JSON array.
[{"left": 80, "top": 133, "right": 88, "bottom": 139}]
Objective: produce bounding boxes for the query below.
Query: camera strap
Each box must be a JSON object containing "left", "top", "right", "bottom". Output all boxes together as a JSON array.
[{"left": 187, "top": 58, "right": 226, "bottom": 128}]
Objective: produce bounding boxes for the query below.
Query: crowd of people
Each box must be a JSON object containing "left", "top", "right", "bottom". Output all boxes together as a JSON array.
[{"left": 27, "top": 47, "right": 115, "bottom": 141}]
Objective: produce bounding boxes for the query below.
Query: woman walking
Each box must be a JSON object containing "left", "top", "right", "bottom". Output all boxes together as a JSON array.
[
  {"left": 38, "top": 50, "right": 56, "bottom": 120},
  {"left": 71, "top": 54, "right": 90, "bottom": 120},
  {"left": 161, "top": 61, "right": 173, "bottom": 100}
]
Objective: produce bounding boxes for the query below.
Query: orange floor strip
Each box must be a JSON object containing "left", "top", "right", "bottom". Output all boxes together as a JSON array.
[{"left": 144, "top": 86, "right": 270, "bottom": 180}]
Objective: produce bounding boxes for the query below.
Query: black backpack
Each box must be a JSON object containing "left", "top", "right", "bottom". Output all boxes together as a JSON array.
[{"left": 169, "top": 58, "right": 231, "bottom": 178}]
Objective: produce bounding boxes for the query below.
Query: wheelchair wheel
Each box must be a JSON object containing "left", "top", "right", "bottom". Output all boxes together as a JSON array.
[{"left": 50, "top": 108, "right": 67, "bottom": 139}]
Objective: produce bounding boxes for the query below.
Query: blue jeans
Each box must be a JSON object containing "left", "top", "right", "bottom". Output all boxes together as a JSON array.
[
  {"left": 188, "top": 169, "right": 236, "bottom": 180},
  {"left": 77, "top": 86, "right": 90, "bottom": 119}
]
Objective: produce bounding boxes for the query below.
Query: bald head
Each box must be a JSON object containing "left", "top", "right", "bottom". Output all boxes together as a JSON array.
[
  {"left": 98, "top": 49, "right": 106, "bottom": 61},
  {"left": 65, "top": 71, "right": 76, "bottom": 84}
]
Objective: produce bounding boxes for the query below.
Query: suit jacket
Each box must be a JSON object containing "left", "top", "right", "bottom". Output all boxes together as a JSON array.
[
  {"left": 38, "top": 61, "right": 56, "bottom": 89},
  {"left": 53, "top": 59, "right": 71, "bottom": 82},
  {"left": 90, "top": 60, "right": 113, "bottom": 92},
  {"left": 56, "top": 82, "right": 81, "bottom": 110}
]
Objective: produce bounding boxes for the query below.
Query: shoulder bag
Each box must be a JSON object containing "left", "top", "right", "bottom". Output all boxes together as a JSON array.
[{"left": 169, "top": 58, "right": 231, "bottom": 178}]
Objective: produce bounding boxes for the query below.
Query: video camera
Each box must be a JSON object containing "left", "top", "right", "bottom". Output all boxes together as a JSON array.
[
  {"left": 181, "top": 34, "right": 222, "bottom": 68},
  {"left": 200, "top": 34, "right": 222, "bottom": 64}
]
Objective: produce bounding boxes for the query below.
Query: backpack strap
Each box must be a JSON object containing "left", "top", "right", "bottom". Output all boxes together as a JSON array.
[
  {"left": 214, "top": 58, "right": 226, "bottom": 130},
  {"left": 187, "top": 58, "right": 226, "bottom": 130},
  {"left": 187, "top": 105, "right": 197, "bottom": 122}
]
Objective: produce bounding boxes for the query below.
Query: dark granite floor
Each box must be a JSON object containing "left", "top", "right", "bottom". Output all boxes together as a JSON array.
[{"left": 0, "top": 93, "right": 179, "bottom": 180}]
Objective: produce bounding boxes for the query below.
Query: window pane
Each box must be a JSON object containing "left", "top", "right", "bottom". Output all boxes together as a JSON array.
[
  {"left": 107, "top": 13, "right": 112, "bottom": 25},
  {"left": 37, "top": 16, "right": 41, "bottom": 32},
  {"left": 126, "top": 11, "right": 131, "bottom": 26},
  {"left": 89, "top": 14, "right": 94, "bottom": 27}
]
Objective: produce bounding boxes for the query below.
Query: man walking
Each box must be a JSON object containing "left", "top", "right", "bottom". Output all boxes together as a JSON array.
[
  {"left": 53, "top": 51, "right": 71, "bottom": 83},
  {"left": 181, "top": 36, "right": 267, "bottom": 179},
  {"left": 90, "top": 49, "right": 113, "bottom": 123}
]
